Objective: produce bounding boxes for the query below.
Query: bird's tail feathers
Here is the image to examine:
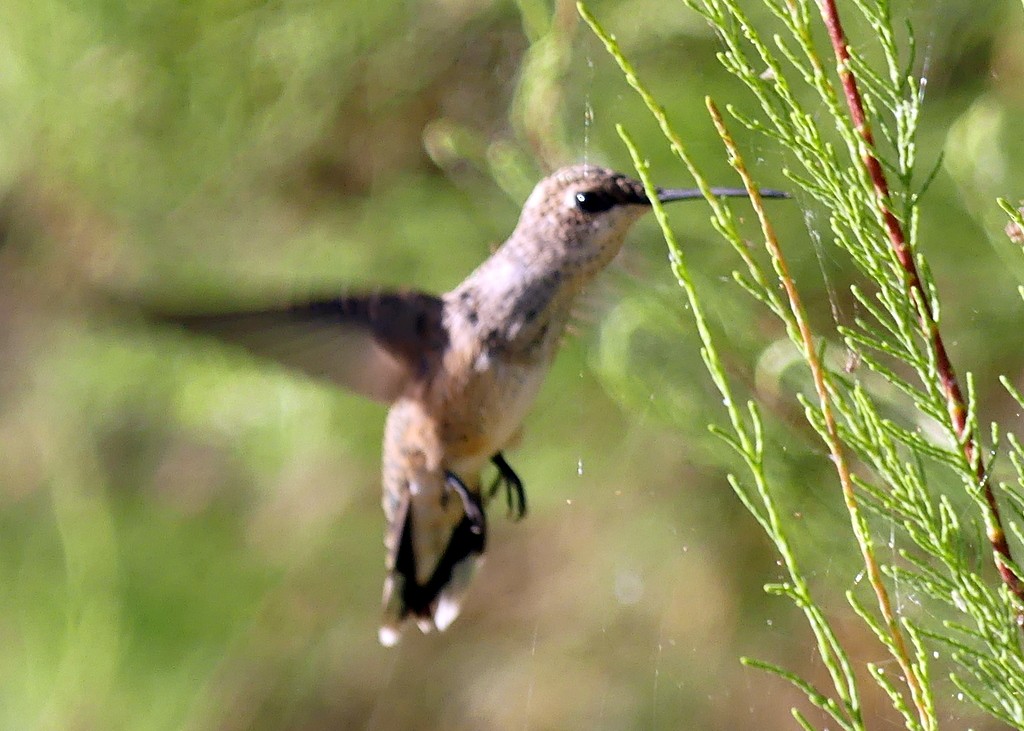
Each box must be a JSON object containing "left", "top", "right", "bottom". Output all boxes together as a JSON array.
[{"left": 379, "top": 501, "right": 485, "bottom": 646}]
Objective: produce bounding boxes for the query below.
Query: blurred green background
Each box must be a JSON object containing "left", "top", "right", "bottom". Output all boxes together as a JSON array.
[{"left": 1, "top": 0, "right": 1023, "bottom": 728}]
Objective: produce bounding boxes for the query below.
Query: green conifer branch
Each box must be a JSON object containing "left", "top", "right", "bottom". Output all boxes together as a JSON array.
[
  {"left": 705, "top": 95, "right": 931, "bottom": 728},
  {"left": 817, "top": 0, "right": 1023, "bottom": 604},
  {"left": 582, "top": 0, "right": 1024, "bottom": 727}
]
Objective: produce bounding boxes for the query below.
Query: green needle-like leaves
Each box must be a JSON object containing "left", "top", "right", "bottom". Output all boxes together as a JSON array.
[{"left": 582, "top": 0, "right": 1024, "bottom": 728}]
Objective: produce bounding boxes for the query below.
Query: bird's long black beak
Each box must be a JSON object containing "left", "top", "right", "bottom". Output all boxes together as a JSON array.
[{"left": 656, "top": 186, "right": 790, "bottom": 203}]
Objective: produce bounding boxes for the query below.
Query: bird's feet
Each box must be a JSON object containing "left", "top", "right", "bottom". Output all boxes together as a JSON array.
[
  {"left": 489, "top": 452, "right": 527, "bottom": 520},
  {"left": 443, "top": 471, "right": 486, "bottom": 536}
]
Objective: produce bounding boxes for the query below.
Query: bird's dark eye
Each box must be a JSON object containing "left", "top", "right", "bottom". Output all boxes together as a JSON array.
[{"left": 574, "top": 190, "right": 615, "bottom": 214}]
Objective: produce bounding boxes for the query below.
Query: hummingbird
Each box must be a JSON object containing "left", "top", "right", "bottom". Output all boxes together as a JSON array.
[{"left": 158, "top": 165, "right": 786, "bottom": 645}]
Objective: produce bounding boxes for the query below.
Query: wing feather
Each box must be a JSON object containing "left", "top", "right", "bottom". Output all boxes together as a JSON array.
[{"left": 154, "top": 292, "right": 448, "bottom": 403}]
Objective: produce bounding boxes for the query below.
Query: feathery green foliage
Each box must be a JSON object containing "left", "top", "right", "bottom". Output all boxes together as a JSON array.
[{"left": 582, "top": 0, "right": 1024, "bottom": 727}]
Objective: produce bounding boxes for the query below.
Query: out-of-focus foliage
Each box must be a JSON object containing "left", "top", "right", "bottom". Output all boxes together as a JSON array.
[{"left": 0, "top": 0, "right": 1022, "bottom": 729}]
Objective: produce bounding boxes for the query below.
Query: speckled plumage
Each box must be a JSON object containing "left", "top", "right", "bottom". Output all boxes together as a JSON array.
[
  {"left": 161, "top": 165, "right": 786, "bottom": 645},
  {"left": 377, "top": 166, "right": 656, "bottom": 643}
]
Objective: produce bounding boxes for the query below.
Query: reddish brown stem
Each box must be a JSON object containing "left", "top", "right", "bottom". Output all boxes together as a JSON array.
[{"left": 819, "top": 0, "right": 1024, "bottom": 602}]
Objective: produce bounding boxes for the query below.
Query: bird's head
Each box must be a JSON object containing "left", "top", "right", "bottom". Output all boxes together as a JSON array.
[{"left": 509, "top": 165, "right": 701, "bottom": 280}]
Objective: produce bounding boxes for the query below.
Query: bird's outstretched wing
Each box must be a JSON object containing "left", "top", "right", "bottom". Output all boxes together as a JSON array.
[{"left": 153, "top": 292, "right": 448, "bottom": 403}]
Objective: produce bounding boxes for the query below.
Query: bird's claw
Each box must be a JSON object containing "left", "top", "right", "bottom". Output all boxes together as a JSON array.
[
  {"left": 443, "top": 471, "right": 486, "bottom": 536},
  {"left": 489, "top": 452, "right": 527, "bottom": 520}
]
